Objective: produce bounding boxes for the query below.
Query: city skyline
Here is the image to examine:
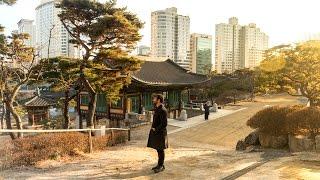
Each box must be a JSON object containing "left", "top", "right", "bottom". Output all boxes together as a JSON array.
[{"left": 2, "top": 0, "right": 320, "bottom": 48}]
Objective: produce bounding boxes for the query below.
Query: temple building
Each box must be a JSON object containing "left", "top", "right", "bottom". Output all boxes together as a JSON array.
[
  {"left": 25, "top": 95, "right": 56, "bottom": 126},
  {"left": 78, "top": 59, "right": 210, "bottom": 126}
]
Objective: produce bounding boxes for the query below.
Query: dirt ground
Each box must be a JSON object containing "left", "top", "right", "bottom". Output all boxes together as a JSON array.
[{"left": 1, "top": 94, "right": 320, "bottom": 179}]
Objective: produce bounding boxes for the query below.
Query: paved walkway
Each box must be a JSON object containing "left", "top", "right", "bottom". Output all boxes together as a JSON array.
[{"left": 168, "top": 108, "right": 247, "bottom": 134}]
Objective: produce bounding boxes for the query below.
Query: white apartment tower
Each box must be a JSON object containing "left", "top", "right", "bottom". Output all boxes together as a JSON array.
[
  {"left": 36, "top": 0, "right": 80, "bottom": 59},
  {"left": 151, "top": 7, "right": 191, "bottom": 70},
  {"left": 17, "top": 19, "right": 36, "bottom": 47},
  {"left": 215, "top": 17, "right": 268, "bottom": 73}
]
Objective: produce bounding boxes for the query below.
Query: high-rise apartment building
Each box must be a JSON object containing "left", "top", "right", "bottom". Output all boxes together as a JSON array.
[
  {"left": 190, "top": 33, "right": 212, "bottom": 74},
  {"left": 151, "top": 7, "right": 191, "bottom": 70},
  {"left": 17, "top": 19, "right": 36, "bottom": 47},
  {"left": 215, "top": 17, "right": 268, "bottom": 73},
  {"left": 36, "top": 0, "right": 80, "bottom": 59}
]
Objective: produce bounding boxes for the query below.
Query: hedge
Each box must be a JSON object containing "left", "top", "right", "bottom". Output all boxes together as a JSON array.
[
  {"left": 1, "top": 131, "right": 127, "bottom": 167},
  {"left": 246, "top": 105, "right": 303, "bottom": 136}
]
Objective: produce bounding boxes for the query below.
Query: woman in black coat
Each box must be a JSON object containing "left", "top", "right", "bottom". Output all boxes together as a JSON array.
[{"left": 147, "top": 94, "right": 168, "bottom": 173}]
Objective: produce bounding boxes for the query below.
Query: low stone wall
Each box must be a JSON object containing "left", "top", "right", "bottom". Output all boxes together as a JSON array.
[
  {"left": 288, "top": 135, "right": 320, "bottom": 152},
  {"left": 239, "top": 128, "right": 320, "bottom": 153},
  {"left": 258, "top": 133, "right": 320, "bottom": 152},
  {"left": 259, "top": 133, "right": 288, "bottom": 149}
]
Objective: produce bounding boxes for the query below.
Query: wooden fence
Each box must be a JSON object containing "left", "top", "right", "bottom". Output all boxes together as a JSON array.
[{"left": 0, "top": 128, "right": 131, "bottom": 153}]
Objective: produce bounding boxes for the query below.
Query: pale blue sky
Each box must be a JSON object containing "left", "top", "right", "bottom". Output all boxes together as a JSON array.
[{"left": 1, "top": 0, "right": 320, "bottom": 47}]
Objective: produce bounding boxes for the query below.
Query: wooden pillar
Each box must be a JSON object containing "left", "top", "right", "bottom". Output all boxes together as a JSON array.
[
  {"left": 46, "top": 107, "right": 49, "bottom": 120},
  {"left": 178, "top": 90, "right": 182, "bottom": 117},
  {"left": 138, "top": 92, "right": 142, "bottom": 114},
  {"left": 123, "top": 95, "right": 127, "bottom": 116},
  {"left": 32, "top": 113, "right": 35, "bottom": 126},
  {"left": 122, "top": 93, "right": 127, "bottom": 127},
  {"left": 32, "top": 108, "right": 35, "bottom": 125},
  {"left": 167, "top": 90, "right": 171, "bottom": 113},
  {"left": 107, "top": 100, "right": 111, "bottom": 120}
]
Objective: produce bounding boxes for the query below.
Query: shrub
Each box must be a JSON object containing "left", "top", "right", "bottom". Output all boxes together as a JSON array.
[
  {"left": 286, "top": 107, "right": 320, "bottom": 137},
  {"left": 2, "top": 131, "right": 127, "bottom": 167},
  {"left": 40, "top": 116, "right": 64, "bottom": 129},
  {"left": 247, "top": 105, "right": 302, "bottom": 136}
]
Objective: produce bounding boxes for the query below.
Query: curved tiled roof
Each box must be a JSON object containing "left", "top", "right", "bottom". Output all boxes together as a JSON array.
[
  {"left": 132, "top": 59, "right": 209, "bottom": 85},
  {"left": 25, "top": 96, "right": 56, "bottom": 107}
]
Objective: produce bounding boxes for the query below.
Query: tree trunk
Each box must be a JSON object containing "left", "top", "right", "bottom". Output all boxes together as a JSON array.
[
  {"left": 78, "top": 73, "right": 96, "bottom": 128},
  {"left": 5, "top": 103, "right": 16, "bottom": 139},
  {"left": 6, "top": 101, "right": 23, "bottom": 138},
  {"left": 87, "top": 91, "right": 97, "bottom": 128},
  {"left": 77, "top": 93, "right": 83, "bottom": 129},
  {"left": 63, "top": 90, "right": 70, "bottom": 129},
  {"left": 0, "top": 104, "right": 4, "bottom": 129}
]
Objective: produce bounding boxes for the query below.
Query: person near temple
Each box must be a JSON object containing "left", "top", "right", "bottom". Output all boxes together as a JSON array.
[
  {"left": 147, "top": 94, "right": 168, "bottom": 173},
  {"left": 203, "top": 101, "right": 211, "bottom": 120}
]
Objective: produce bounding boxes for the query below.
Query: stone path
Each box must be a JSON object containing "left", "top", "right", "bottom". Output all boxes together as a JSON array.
[{"left": 168, "top": 108, "right": 247, "bottom": 134}]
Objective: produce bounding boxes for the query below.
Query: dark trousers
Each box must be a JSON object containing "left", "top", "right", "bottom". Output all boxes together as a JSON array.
[
  {"left": 157, "top": 149, "right": 165, "bottom": 166},
  {"left": 205, "top": 112, "right": 209, "bottom": 120}
]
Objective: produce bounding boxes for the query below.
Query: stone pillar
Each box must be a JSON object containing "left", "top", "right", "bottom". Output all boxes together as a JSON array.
[
  {"left": 96, "top": 125, "right": 106, "bottom": 137},
  {"left": 75, "top": 115, "right": 80, "bottom": 129},
  {"left": 146, "top": 111, "right": 153, "bottom": 122}
]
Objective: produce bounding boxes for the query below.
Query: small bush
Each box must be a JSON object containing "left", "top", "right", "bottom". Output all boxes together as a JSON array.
[
  {"left": 41, "top": 116, "right": 64, "bottom": 129},
  {"left": 286, "top": 107, "right": 320, "bottom": 137},
  {"left": 247, "top": 105, "right": 302, "bottom": 136},
  {"left": 3, "top": 131, "right": 127, "bottom": 166}
]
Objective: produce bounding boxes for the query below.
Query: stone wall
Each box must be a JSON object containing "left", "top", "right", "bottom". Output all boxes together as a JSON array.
[
  {"left": 259, "top": 133, "right": 288, "bottom": 149},
  {"left": 288, "top": 135, "right": 320, "bottom": 152},
  {"left": 251, "top": 132, "right": 320, "bottom": 152}
]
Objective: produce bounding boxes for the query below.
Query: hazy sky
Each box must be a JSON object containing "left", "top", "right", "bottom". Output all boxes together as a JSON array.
[{"left": 1, "top": 0, "right": 320, "bottom": 47}]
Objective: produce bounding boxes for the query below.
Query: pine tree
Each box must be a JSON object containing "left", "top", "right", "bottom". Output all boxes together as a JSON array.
[
  {"left": 56, "top": 0, "right": 143, "bottom": 128},
  {"left": 39, "top": 57, "right": 80, "bottom": 129}
]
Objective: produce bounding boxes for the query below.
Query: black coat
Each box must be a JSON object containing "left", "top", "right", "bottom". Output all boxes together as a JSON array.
[
  {"left": 147, "top": 104, "right": 168, "bottom": 150},
  {"left": 204, "top": 104, "right": 210, "bottom": 114}
]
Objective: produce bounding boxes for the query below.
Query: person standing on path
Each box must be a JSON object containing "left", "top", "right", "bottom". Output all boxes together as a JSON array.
[
  {"left": 147, "top": 94, "right": 168, "bottom": 173},
  {"left": 203, "top": 101, "right": 211, "bottom": 120}
]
